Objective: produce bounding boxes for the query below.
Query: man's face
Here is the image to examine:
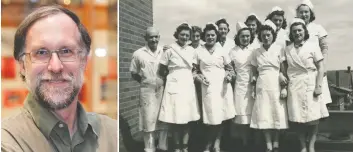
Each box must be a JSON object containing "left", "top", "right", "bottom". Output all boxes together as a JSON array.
[
  {"left": 145, "top": 29, "right": 160, "bottom": 50},
  {"left": 21, "top": 13, "right": 87, "bottom": 110}
]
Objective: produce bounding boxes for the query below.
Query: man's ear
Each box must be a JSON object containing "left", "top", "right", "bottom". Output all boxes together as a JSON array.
[{"left": 19, "top": 60, "right": 26, "bottom": 78}]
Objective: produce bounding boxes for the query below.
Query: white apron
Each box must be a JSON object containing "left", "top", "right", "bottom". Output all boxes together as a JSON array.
[
  {"left": 307, "top": 22, "right": 332, "bottom": 104},
  {"left": 229, "top": 46, "right": 255, "bottom": 124},
  {"left": 158, "top": 43, "right": 200, "bottom": 124},
  {"left": 129, "top": 46, "right": 167, "bottom": 132},
  {"left": 197, "top": 44, "right": 235, "bottom": 125},
  {"left": 250, "top": 44, "right": 288, "bottom": 129},
  {"left": 285, "top": 43, "right": 329, "bottom": 123}
]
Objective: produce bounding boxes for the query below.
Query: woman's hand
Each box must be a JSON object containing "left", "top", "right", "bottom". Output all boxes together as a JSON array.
[
  {"left": 163, "top": 45, "right": 171, "bottom": 52},
  {"left": 279, "top": 73, "right": 288, "bottom": 86},
  {"left": 225, "top": 74, "right": 232, "bottom": 83},
  {"left": 156, "top": 77, "right": 164, "bottom": 87},
  {"left": 252, "top": 86, "right": 256, "bottom": 99},
  {"left": 314, "top": 86, "right": 322, "bottom": 97},
  {"left": 280, "top": 88, "right": 287, "bottom": 99},
  {"left": 196, "top": 74, "right": 209, "bottom": 86},
  {"left": 201, "top": 75, "right": 210, "bottom": 86}
]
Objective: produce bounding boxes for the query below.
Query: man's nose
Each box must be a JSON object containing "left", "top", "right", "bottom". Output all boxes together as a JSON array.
[{"left": 47, "top": 53, "right": 63, "bottom": 73}]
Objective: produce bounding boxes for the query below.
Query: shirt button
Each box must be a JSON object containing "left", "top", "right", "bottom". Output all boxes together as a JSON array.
[{"left": 59, "top": 123, "right": 64, "bottom": 128}]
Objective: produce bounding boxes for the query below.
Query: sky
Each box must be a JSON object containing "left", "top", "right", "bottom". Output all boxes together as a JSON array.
[{"left": 153, "top": 0, "right": 353, "bottom": 70}]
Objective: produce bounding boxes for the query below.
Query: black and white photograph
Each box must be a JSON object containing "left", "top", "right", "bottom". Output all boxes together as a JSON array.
[{"left": 119, "top": 0, "right": 353, "bottom": 152}]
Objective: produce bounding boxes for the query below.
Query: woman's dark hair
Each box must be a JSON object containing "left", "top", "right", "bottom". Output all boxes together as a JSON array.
[
  {"left": 245, "top": 15, "right": 262, "bottom": 34},
  {"left": 288, "top": 22, "right": 310, "bottom": 42},
  {"left": 296, "top": 4, "right": 316, "bottom": 23},
  {"left": 173, "top": 23, "right": 192, "bottom": 39},
  {"left": 215, "top": 18, "right": 230, "bottom": 32},
  {"left": 234, "top": 28, "right": 254, "bottom": 46},
  {"left": 265, "top": 11, "right": 287, "bottom": 29},
  {"left": 191, "top": 26, "right": 202, "bottom": 35},
  {"left": 201, "top": 24, "right": 220, "bottom": 42},
  {"left": 257, "top": 25, "right": 277, "bottom": 43}
]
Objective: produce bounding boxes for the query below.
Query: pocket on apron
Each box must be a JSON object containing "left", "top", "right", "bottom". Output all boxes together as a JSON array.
[{"left": 166, "top": 78, "right": 179, "bottom": 94}]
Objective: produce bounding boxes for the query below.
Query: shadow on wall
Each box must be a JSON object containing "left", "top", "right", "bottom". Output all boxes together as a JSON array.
[{"left": 119, "top": 115, "right": 144, "bottom": 152}]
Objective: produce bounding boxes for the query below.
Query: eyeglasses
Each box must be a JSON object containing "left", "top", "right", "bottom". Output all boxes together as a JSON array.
[{"left": 21, "top": 48, "right": 85, "bottom": 63}]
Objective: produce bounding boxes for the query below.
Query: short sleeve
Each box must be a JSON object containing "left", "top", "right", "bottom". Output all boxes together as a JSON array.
[
  {"left": 159, "top": 49, "right": 171, "bottom": 65},
  {"left": 279, "top": 47, "right": 286, "bottom": 62},
  {"left": 312, "top": 45, "right": 324, "bottom": 63},
  {"left": 129, "top": 53, "right": 140, "bottom": 74},
  {"left": 229, "top": 49, "right": 235, "bottom": 61},
  {"left": 250, "top": 50, "right": 258, "bottom": 66},
  {"left": 317, "top": 24, "right": 328, "bottom": 38},
  {"left": 223, "top": 50, "right": 231, "bottom": 65},
  {"left": 283, "top": 29, "right": 290, "bottom": 41}
]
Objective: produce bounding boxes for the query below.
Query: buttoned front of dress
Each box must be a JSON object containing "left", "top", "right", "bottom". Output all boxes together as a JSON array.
[
  {"left": 196, "top": 43, "right": 235, "bottom": 125},
  {"left": 229, "top": 46, "right": 255, "bottom": 117},
  {"left": 285, "top": 42, "right": 329, "bottom": 123},
  {"left": 158, "top": 42, "right": 200, "bottom": 124}
]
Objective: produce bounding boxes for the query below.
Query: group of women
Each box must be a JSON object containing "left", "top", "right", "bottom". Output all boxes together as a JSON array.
[{"left": 155, "top": 0, "right": 332, "bottom": 152}]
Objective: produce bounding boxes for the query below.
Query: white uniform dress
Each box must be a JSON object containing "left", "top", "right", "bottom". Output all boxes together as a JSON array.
[
  {"left": 158, "top": 43, "right": 200, "bottom": 124},
  {"left": 275, "top": 28, "right": 289, "bottom": 48},
  {"left": 250, "top": 44, "right": 289, "bottom": 129},
  {"left": 229, "top": 45, "right": 256, "bottom": 124},
  {"left": 219, "top": 37, "right": 236, "bottom": 54},
  {"left": 130, "top": 46, "right": 167, "bottom": 132},
  {"left": 285, "top": 42, "right": 329, "bottom": 123},
  {"left": 251, "top": 35, "right": 261, "bottom": 49},
  {"left": 196, "top": 43, "right": 236, "bottom": 125},
  {"left": 307, "top": 22, "right": 332, "bottom": 104}
]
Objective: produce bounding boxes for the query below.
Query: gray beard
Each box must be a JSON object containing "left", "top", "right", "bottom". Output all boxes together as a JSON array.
[{"left": 35, "top": 82, "right": 80, "bottom": 110}]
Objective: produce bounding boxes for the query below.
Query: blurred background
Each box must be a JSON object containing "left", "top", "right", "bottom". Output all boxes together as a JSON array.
[{"left": 1, "top": 0, "right": 117, "bottom": 119}]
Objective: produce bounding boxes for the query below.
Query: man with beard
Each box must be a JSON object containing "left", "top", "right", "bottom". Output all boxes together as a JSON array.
[
  {"left": 1, "top": 5, "right": 116, "bottom": 152},
  {"left": 130, "top": 27, "right": 168, "bottom": 152}
]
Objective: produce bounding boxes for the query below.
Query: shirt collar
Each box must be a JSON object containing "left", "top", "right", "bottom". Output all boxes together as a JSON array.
[
  {"left": 143, "top": 45, "right": 162, "bottom": 57},
  {"left": 294, "top": 41, "right": 306, "bottom": 48},
  {"left": 24, "top": 93, "right": 100, "bottom": 139}
]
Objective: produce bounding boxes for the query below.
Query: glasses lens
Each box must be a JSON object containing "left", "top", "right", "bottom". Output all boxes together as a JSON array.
[
  {"left": 31, "top": 49, "right": 50, "bottom": 63},
  {"left": 58, "top": 49, "right": 76, "bottom": 62}
]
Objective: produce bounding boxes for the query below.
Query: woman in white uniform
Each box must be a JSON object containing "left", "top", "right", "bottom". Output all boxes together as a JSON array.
[
  {"left": 194, "top": 23, "right": 235, "bottom": 152},
  {"left": 284, "top": 18, "right": 329, "bottom": 152},
  {"left": 158, "top": 23, "right": 200, "bottom": 152},
  {"left": 245, "top": 13, "right": 262, "bottom": 49},
  {"left": 265, "top": 6, "right": 290, "bottom": 48},
  {"left": 250, "top": 20, "right": 289, "bottom": 152},
  {"left": 215, "top": 18, "right": 236, "bottom": 54},
  {"left": 296, "top": 0, "right": 332, "bottom": 105},
  {"left": 229, "top": 22, "right": 256, "bottom": 149}
]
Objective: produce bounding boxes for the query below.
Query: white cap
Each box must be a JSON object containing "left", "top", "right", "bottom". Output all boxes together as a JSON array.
[
  {"left": 299, "top": 0, "right": 314, "bottom": 9},
  {"left": 181, "top": 22, "right": 192, "bottom": 29},
  {"left": 236, "top": 22, "right": 248, "bottom": 33},
  {"left": 263, "top": 19, "right": 277, "bottom": 31},
  {"left": 205, "top": 22, "right": 219, "bottom": 31},
  {"left": 247, "top": 13, "right": 260, "bottom": 21},
  {"left": 271, "top": 6, "right": 283, "bottom": 12},
  {"left": 290, "top": 17, "right": 306, "bottom": 26}
]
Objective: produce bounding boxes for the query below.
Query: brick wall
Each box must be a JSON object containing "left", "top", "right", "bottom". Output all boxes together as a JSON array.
[{"left": 119, "top": 0, "right": 153, "bottom": 139}]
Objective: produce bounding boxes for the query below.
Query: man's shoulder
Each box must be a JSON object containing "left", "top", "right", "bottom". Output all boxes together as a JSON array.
[
  {"left": 133, "top": 46, "right": 149, "bottom": 55},
  {"left": 2, "top": 109, "right": 32, "bottom": 131},
  {"left": 87, "top": 113, "right": 116, "bottom": 129},
  {"left": 2, "top": 109, "right": 49, "bottom": 151}
]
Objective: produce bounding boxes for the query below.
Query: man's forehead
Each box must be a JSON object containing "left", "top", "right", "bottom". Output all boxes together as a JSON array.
[
  {"left": 29, "top": 13, "right": 77, "bottom": 31},
  {"left": 146, "top": 27, "right": 159, "bottom": 36}
]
